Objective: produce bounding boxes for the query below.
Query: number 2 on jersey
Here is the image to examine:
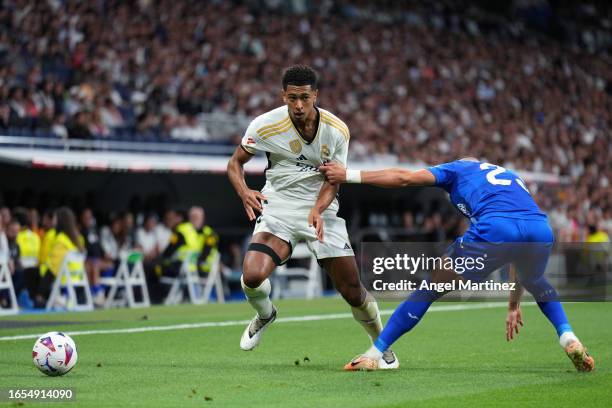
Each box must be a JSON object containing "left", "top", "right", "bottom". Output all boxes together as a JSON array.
[{"left": 480, "top": 163, "right": 530, "bottom": 193}]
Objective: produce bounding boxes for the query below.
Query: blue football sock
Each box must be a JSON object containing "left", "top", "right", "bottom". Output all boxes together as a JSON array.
[
  {"left": 521, "top": 275, "right": 572, "bottom": 337},
  {"left": 374, "top": 288, "right": 442, "bottom": 352},
  {"left": 537, "top": 301, "right": 572, "bottom": 336}
]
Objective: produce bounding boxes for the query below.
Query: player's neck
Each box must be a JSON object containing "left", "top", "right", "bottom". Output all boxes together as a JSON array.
[{"left": 290, "top": 108, "right": 319, "bottom": 142}]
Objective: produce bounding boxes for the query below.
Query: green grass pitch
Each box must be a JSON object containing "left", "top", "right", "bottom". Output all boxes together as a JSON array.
[{"left": 0, "top": 299, "right": 610, "bottom": 407}]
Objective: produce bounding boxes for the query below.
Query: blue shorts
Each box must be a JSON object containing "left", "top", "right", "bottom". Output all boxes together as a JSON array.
[{"left": 446, "top": 216, "right": 554, "bottom": 282}]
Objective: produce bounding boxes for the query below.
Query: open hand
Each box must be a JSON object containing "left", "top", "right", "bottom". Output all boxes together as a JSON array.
[
  {"left": 240, "top": 189, "right": 267, "bottom": 221},
  {"left": 506, "top": 306, "right": 524, "bottom": 341}
]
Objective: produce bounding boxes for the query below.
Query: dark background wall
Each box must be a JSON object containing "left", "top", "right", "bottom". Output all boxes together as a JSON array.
[{"left": 0, "top": 163, "right": 452, "bottom": 231}]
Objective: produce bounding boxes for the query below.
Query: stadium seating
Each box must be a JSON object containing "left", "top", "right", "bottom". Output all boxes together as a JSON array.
[
  {"left": 272, "top": 243, "right": 323, "bottom": 300},
  {"left": 45, "top": 251, "right": 93, "bottom": 312},
  {"left": 161, "top": 251, "right": 225, "bottom": 305},
  {"left": 99, "top": 251, "right": 150, "bottom": 309},
  {"left": 0, "top": 261, "right": 18, "bottom": 315}
]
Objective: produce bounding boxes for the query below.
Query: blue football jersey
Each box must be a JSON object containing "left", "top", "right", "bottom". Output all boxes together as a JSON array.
[{"left": 428, "top": 160, "right": 547, "bottom": 223}]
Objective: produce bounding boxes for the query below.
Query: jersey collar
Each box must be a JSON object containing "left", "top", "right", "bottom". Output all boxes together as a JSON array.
[{"left": 288, "top": 106, "right": 320, "bottom": 145}]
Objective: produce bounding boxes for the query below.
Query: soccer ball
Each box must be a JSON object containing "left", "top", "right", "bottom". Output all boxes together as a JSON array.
[{"left": 32, "top": 332, "right": 78, "bottom": 376}]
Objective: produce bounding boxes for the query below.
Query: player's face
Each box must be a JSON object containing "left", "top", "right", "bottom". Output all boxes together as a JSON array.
[{"left": 283, "top": 85, "right": 318, "bottom": 123}]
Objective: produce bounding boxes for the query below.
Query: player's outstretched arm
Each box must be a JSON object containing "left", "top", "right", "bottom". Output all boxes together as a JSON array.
[
  {"left": 227, "top": 146, "right": 267, "bottom": 221},
  {"left": 319, "top": 161, "right": 436, "bottom": 188}
]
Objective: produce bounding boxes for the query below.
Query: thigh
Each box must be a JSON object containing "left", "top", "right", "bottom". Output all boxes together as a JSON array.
[
  {"left": 513, "top": 241, "right": 553, "bottom": 283},
  {"left": 253, "top": 210, "right": 299, "bottom": 250},
  {"left": 446, "top": 238, "right": 513, "bottom": 282}
]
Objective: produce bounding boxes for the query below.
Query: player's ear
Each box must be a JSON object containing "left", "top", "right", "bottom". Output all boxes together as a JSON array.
[
  {"left": 281, "top": 89, "right": 287, "bottom": 104},
  {"left": 312, "top": 89, "right": 318, "bottom": 103}
]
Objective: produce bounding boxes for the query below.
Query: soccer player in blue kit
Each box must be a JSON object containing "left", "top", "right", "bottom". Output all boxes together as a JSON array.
[{"left": 319, "top": 158, "right": 595, "bottom": 372}]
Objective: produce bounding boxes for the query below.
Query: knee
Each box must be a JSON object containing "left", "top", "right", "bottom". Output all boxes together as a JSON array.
[
  {"left": 337, "top": 282, "right": 364, "bottom": 307},
  {"left": 241, "top": 265, "right": 267, "bottom": 288}
]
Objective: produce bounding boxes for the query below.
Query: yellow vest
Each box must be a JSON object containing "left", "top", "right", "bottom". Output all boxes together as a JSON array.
[
  {"left": 39, "top": 228, "right": 57, "bottom": 276},
  {"left": 198, "top": 225, "right": 219, "bottom": 273},
  {"left": 586, "top": 231, "right": 610, "bottom": 243},
  {"left": 17, "top": 229, "right": 41, "bottom": 268},
  {"left": 175, "top": 222, "right": 201, "bottom": 261},
  {"left": 46, "top": 232, "right": 85, "bottom": 283}
]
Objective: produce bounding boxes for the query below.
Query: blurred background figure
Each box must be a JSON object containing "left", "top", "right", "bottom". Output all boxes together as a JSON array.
[
  {"left": 13, "top": 208, "right": 39, "bottom": 308},
  {"left": 80, "top": 208, "right": 111, "bottom": 307},
  {"left": 38, "top": 207, "right": 85, "bottom": 309},
  {"left": 1, "top": 218, "right": 22, "bottom": 308},
  {"left": 189, "top": 206, "right": 219, "bottom": 276}
]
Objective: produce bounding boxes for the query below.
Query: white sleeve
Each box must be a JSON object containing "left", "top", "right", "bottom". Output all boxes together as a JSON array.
[
  {"left": 240, "top": 120, "right": 268, "bottom": 155},
  {"left": 333, "top": 132, "right": 349, "bottom": 167}
]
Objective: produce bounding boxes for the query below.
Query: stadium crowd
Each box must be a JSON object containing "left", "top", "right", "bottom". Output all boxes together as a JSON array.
[{"left": 0, "top": 0, "right": 610, "bottom": 238}]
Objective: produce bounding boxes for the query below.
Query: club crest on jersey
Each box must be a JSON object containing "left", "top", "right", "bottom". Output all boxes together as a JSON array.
[
  {"left": 321, "top": 144, "right": 330, "bottom": 160},
  {"left": 289, "top": 139, "right": 302, "bottom": 154}
]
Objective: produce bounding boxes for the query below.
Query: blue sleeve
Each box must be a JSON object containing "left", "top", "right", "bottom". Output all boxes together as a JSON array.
[{"left": 428, "top": 161, "right": 460, "bottom": 187}]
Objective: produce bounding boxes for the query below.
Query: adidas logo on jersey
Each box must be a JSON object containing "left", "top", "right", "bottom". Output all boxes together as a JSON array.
[
  {"left": 344, "top": 243, "right": 351, "bottom": 250},
  {"left": 296, "top": 154, "right": 307, "bottom": 161}
]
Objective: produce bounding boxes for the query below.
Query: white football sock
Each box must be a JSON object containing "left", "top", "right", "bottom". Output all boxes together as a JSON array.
[
  {"left": 559, "top": 331, "right": 579, "bottom": 348},
  {"left": 351, "top": 291, "right": 383, "bottom": 342},
  {"left": 364, "top": 345, "right": 384, "bottom": 360},
  {"left": 241, "top": 276, "right": 274, "bottom": 319}
]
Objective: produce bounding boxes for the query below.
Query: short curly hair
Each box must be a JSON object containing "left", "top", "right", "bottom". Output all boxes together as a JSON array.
[{"left": 282, "top": 65, "right": 318, "bottom": 90}]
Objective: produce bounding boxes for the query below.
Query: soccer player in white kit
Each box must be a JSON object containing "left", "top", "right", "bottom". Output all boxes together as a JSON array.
[{"left": 227, "top": 65, "right": 398, "bottom": 369}]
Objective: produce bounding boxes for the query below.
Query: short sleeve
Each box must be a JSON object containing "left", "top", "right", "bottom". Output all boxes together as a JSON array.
[
  {"left": 427, "top": 161, "right": 459, "bottom": 187},
  {"left": 240, "top": 120, "right": 268, "bottom": 155},
  {"left": 332, "top": 136, "right": 349, "bottom": 166}
]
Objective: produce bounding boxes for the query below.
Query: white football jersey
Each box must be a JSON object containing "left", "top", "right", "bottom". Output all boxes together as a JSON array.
[{"left": 241, "top": 105, "right": 349, "bottom": 212}]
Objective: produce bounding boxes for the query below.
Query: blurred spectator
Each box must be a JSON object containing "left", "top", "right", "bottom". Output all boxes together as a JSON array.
[
  {"left": 100, "top": 213, "right": 126, "bottom": 265},
  {"left": 136, "top": 213, "right": 162, "bottom": 263},
  {"left": 586, "top": 222, "right": 610, "bottom": 244},
  {"left": 51, "top": 113, "right": 68, "bottom": 139},
  {"left": 38, "top": 209, "right": 57, "bottom": 306},
  {"left": 38, "top": 207, "right": 85, "bottom": 308},
  {"left": 4, "top": 218, "right": 24, "bottom": 307},
  {"left": 136, "top": 213, "right": 163, "bottom": 295},
  {"left": 80, "top": 208, "right": 111, "bottom": 306},
  {"left": 170, "top": 115, "right": 211, "bottom": 141},
  {"left": 148, "top": 209, "right": 189, "bottom": 302},
  {"left": 189, "top": 206, "right": 220, "bottom": 275},
  {"left": 122, "top": 211, "right": 137, "bottom": 249},
  {"left": 0, "top": 207, "right": 11, "bottom": 230},
  {"left": 28, "top": 208, "right": 41, "bottom": 238},
  {"left": 0, "top": 219, "right": 8, "bottom": 264},
  {"left": 13, "top": 208, "right": 39, "bottom": 308},
  {"left": 99, "top": 98, "right": 124, "bottom": 130},
  {"left": 67, "top": 111, "right": 93, "bottom": 140},
  {"left": 40, "top": 209, "right": 56, "bottom": 235},
  {"left": 157, "top": 209, "right": 193, "bottom": 277},
  {"left": 0, "top": 101, "right": 12, "bottom": 130},
  {"left": 157, "top": 209, "right": 175, "bottom": 252}
]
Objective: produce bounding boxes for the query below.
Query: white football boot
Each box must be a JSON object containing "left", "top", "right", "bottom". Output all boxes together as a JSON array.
[
  {"left": 240, "top": 307, "right": 277, "bottom": 351},
  {"left": 379, "top": 349, "right": 400, "bottom": 370}
]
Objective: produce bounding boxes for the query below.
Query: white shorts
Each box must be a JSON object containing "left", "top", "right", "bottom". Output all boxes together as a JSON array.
[{"left": 252, "top": 206, "right": 354, "bottom": 260}]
